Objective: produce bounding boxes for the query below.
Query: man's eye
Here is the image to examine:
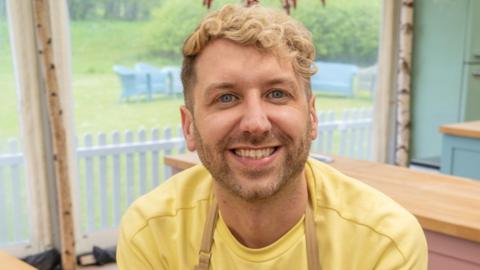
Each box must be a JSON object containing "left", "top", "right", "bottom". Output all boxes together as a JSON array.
[
  {"left": 268, "top": 90, "right": 287, "bottom": 99},
  {"left": 218, "top": 94, "right": 237, "bottom": 103}
]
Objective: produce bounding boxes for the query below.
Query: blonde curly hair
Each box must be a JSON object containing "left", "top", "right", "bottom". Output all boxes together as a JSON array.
[{"left": 181, "top": 4, "right": 317, "bottom": 109}]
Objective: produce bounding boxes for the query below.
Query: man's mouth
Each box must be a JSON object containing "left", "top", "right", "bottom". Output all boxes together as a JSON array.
[{"left": 232, "top": 147, "right": 278, "bottom": 159}]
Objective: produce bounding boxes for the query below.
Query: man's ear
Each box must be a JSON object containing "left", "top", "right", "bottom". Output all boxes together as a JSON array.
[
  {"left": 180, "top": 106, "right": 196, "bottom": 151},
  {"left": 308, "top": 94, "right": 318, "bottom": 140}
]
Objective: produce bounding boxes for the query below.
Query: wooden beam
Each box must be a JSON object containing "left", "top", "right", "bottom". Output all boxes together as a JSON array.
[
  {"left": 395, "top": 0, "right": 415, "bottom": 166},
  {"left": 31, "top": 0, "right": 76, "bottom": 269}
]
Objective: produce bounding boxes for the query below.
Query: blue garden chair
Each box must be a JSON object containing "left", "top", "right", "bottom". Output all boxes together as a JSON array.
[
  {"left": 113, "top": 65, "right": 149, "bottom": 100},
  {"left": 163, "top": 66, "right": 183, "bottom": 96},
  {"left": 135, "top": 63, "right": 170, "bottom": 97},
  {"left": 311, "top": 61, "right": 358, "bottom": 96}
]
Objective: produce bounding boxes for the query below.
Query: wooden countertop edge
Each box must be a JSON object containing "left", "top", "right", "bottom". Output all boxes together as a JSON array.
[
  {"left": 439, "top": 122, "right": 480, "bottom": 139},
  {"left": 164, "top": 154, "right": 480, "bottom": 243},
  {"left": 0, "top": 251, "right": 37, "bottom": 270},
  {"left": 418, "top": 217, "right": 480, "bottom": 243},
  {"left": 165, "top": 156, "right": 197, "bottom": 171}
]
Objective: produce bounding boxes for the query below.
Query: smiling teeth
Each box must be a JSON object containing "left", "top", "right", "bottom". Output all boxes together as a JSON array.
[{"left": 234, "top": 148, "right": 275, "bottom": 159}]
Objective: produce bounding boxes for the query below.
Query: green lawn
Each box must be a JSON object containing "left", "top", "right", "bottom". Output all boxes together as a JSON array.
[{"left": 72, "top": 74, "right": 185, "bottom": 135}]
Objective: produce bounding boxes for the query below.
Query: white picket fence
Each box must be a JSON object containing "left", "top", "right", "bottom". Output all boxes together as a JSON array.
[
  {"left": 0, "top": 139, "right": 29, "bottom": 246},
  {"left": 313, "top": 108, "right": 372, "bottom": 159},
  {"left": 0, "top": 108, "right": 372, "bottom": 244},
  {"left": 76, "top": 127, "right": 186, "bottom": 232}
]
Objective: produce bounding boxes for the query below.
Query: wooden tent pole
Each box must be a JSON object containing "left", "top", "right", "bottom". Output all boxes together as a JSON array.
[
  {"left": 31, "top": 0, "right": 76, "bottom": 269},
  {"left": 395, "top": 0, "right": 415, "bottom": 167}
]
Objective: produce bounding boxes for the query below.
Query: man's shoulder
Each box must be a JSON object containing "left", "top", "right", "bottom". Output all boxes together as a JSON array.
[
  {"left": 307, "top": 158, "right": 427, "bottom": 265},
  {"left": 307, "top": 158, "right": 417, "bottom": 224},
  {"left": 120, "top": 164, "right": 213, "bottom": 236}
]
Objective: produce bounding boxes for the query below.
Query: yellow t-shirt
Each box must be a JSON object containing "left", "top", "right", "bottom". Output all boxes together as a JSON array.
[{"left": 117, "top": 158, "right": 428, "bottom": 269}]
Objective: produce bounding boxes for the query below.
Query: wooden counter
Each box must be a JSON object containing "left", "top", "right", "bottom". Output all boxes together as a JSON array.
[
  {"left": 165, "top": 153, "right": 480, "bottom": 269},
  {"left": 0, "top": 251, "right": 37, "bottom": 270},
  {"left": 440, "top": 121, "right": 480, "bottom": 139}
]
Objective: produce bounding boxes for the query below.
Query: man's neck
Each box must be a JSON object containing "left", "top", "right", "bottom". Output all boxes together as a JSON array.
[{"left": 214, "top": 173, "right": 308, "bottom": 248}]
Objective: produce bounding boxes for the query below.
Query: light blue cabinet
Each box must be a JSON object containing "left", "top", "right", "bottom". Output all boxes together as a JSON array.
[
  {"left": 441, "top": 136, "right": 480, "bottom": 180},
  {"left": 440, "top": 121, "right": 480, "bottom": 180},
  {"left": 411, "top": 0, "right": 480, "bottom": 166}
]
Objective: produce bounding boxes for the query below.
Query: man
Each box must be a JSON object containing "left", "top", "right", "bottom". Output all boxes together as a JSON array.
[{"left": 117, "top": 4, "right": 428, "bottom": 269}]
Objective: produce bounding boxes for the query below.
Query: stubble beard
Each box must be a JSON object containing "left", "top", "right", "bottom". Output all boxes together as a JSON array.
[{"left": 194, "top": 122, "right": 312, "bottom": 202}]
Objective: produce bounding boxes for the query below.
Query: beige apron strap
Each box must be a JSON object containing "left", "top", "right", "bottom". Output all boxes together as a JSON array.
[
  {"left": 195, "top": 195, "right": 320, "bottom": 270},
  {"left": 305, "top": 199, "right": 321, "bottom": 270},
  {"left": 194, "top": 202, "right": 218, "bottom": 270}
]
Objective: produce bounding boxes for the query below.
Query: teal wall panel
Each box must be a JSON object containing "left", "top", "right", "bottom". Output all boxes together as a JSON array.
[
  {"left": 461, "top": 64, "right": 480, "bottom": 121},
  {"left": 410, "top": 0, "right": 480, "bottom": 164},
  {"left": 464, "top": 0, "right": 480, "bottom": 63}
]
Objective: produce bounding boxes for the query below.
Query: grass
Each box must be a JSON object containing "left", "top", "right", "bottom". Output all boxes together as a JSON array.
[{"left": 72, "top": 73, "right": 185, "bottom": 135}]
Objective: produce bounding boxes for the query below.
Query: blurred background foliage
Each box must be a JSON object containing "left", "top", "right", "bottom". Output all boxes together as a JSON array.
[{"left": 67, "top": 0, "right": 380, "bottom": 67}]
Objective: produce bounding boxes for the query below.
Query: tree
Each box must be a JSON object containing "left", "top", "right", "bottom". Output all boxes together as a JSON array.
[
  {"left": 291, "top": 0, "right": 380, "bottom": 65},
  {"left": 68, "top": 0, "right": 161, "bottom": 21},
  {"left": 144, "top": 0, "right": 380, "bottom": 66},
  {"left": 142, "top": 1, "right": 215, "bottom": 63},
  {"left": 0, "top": 0, "right": 6, "bottom": 19},
  {"left": 68, "top": 0, "right": 96, "bottom": 20},
  {"left": 202, "top": 0, "right": 326, "bottom": 13}
]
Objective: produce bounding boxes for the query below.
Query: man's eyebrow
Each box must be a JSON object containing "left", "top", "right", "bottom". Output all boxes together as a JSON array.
[
  {"left": 264, "top": 77, "right": 298, "bottom": 89},
  {"left": 203, "top": 77, "right": 297, "bottom": 97},
  {"left": 204, "top": 82, "right": 236, "bottom": 97}
]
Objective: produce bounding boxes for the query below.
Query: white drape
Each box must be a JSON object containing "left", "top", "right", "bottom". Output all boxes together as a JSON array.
[
  {"left": 7, "top": 0, "right": 53, "bottom": 257},
  {"left": 6, "top": 0, "right": 77, "bottom": 264},
  {"left": 372, "top": 0, "right": 402, "bottom": 163}
]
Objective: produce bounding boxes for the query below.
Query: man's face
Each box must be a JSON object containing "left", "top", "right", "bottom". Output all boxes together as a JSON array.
[{"left": 181, "top": 39, "right": 318, "bottom": 201}]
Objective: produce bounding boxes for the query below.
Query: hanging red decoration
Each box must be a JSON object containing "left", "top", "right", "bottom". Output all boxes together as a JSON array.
[
  {"left": 202, "top": 0, "right": 326, "bottom": 13},
  {"left": 245, "top": 0, "right": 260, "bottom": 7},
  {"left": 203, "top": 0, "right": 212, "bottom": 9}
]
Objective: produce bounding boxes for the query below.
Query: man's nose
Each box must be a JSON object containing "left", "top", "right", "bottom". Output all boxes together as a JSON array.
[{"left": 238, "top": 98, "right": 272, "bottom": 135}]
